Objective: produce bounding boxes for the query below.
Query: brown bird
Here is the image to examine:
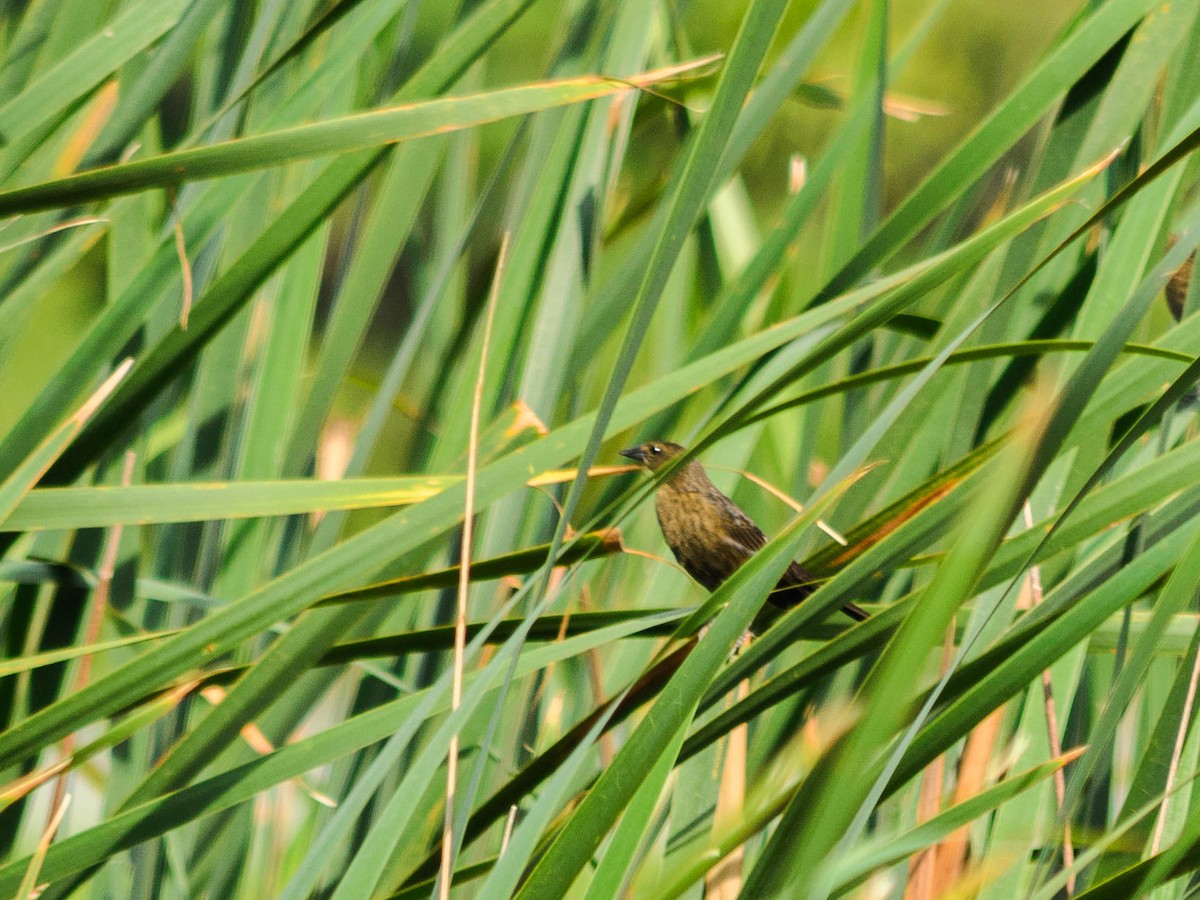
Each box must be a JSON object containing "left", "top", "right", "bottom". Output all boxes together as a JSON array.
[{"left": 620, "top": 440, "right": 867, "bottom": 622}]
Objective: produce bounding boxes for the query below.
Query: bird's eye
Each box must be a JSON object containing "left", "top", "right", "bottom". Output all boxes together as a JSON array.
[{"left": 650, "top": 444, "right": 661, "bottom": 454}]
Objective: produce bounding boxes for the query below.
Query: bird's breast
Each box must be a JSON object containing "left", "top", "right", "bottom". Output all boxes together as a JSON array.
[
  {"left": 654, "top": 488, "right": 749, "bottom": 591},
  {"left": 655, "top": 489, "right": 711, "bottom": 547}
]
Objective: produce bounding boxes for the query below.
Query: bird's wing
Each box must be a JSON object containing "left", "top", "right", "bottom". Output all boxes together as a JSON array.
[
  {"left": 719, "top": 493, "right": 813, "bottom": 597},
  {"left": 719, "top": 504, "right": 769, "bottom": 557}
]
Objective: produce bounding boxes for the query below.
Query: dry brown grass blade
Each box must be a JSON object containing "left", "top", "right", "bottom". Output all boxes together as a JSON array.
[
  {"left": 708, "top": 464, "right": 857, "bottom": 545},
  {"left": 827, "top": 479, "right": 960, "bottom": 570},
  {"left": 53, "top": 81, "right": 118, "bottom": 176},
  {"left": 1150, "top": 642, "right": 1200, "bottom": 855},
  {"left": 1021, "top": 500, "right": 1074, "bottom": 892},
  {"left": 17, "top": 792, "right": 69, "bottom": 900},
  {"left": 933, "top": 706, "right": 1007, "bottom": 889},
  {"left": 906, "top": 622, "right": 956, "bottom": 900},
  {"left": 0, "top": 759, "right": 71, "bottom": 811},
  {"left": 173, "top": 218, "right": 193, "bottom": 330},
  {"left": 439, "top": 232, "right": 508, "bottom": 900},
  {"left": 526, "top": 464, "right": 639, "bottom": 484},
  {"left": 706, "top": 675, "right": 750, "bottom": 900}
]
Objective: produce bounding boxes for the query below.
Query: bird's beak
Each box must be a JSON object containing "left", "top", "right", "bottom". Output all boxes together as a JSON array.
[{"left": 619, "top": 446, "right": 645, "bottom": 464}]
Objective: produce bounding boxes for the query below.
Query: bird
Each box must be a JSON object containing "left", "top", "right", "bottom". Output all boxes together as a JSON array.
[
  {"left": 1165, "top": 234, "right": 1195, "bottom": 321},
  {"left": 619, "top": 440, "right": 868, "bottom": 622}
]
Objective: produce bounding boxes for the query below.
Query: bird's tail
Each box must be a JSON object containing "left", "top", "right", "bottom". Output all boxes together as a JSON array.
[
  {"left": 768, "top": 578, "right": 870, "bottom": 622},
  {"left": 842, "top": 601, "right": 869, "bottom": 622}
]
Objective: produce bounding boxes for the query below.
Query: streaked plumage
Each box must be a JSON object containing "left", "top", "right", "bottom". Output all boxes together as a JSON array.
[{"left": 620, "top": 440, "right": 867, "bottom": 622}]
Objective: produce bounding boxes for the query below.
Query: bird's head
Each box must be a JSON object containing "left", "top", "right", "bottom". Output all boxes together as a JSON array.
[{"left": 619, "top": 440, "right": 688, "bottom": 473}]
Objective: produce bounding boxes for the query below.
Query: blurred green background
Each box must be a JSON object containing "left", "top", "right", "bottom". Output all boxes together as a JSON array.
[{"left": 2, "top": 0, "right": 1083, "bottom": 445}]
